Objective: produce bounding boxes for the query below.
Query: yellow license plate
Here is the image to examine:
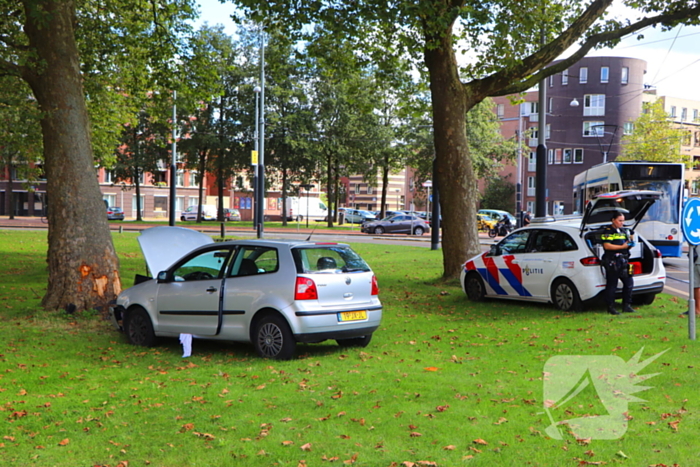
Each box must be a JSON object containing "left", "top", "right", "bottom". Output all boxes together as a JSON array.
[{"left": 338, "top": 311, "right": 367, "bottom": 322}]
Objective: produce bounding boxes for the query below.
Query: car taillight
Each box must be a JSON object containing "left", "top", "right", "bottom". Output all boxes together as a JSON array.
[
  {"left": 295, "top": 277, "right": 318, "bottom": 300},
  {"left": 371, "top": 275, "right": 379, "bottom": 295},
  {"left": 580, "top": 256, "right": 600, "bottom": 266}
]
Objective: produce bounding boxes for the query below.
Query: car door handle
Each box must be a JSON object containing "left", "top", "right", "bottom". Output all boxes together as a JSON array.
[{"left": 206, "top": 287, "right": 217, "bottom": 293}]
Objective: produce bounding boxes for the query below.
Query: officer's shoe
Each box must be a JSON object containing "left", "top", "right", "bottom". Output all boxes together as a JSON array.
[
  {"left": 623, "top": 304, "right": 636, "bottom": 313},
  {"left": 608, "top": 307, "right": 620, "bottom": 315}
]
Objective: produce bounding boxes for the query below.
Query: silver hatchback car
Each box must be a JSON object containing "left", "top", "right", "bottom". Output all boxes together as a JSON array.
[{"left": 110, "top": 227, "right": 382, "bottom": 359}]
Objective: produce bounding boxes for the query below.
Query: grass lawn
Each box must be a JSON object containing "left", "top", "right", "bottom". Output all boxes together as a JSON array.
[{"left": 0, "top": 230, "right": 697, "bottom": 466}]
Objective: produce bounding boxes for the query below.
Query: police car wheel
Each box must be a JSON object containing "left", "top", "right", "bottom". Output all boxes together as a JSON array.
[
  {"left": 552, "top": 278, "right": 582, "bottom": 312},
  {"left": 465, "top": 272, "right": 486, "bottom": 301}
]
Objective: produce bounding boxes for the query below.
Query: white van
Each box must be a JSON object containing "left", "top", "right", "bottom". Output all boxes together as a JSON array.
[
  {"left": 180, "top": 205, "right": 217, "bottom": 221},
  {"left": 284, "top": 197, "right": 328, "bottom": 221}
]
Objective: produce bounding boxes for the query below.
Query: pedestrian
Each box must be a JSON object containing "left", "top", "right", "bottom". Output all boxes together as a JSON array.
[
  {"left": 523, "top": 211, "right": 532, "bottom": 226},
  {"left": 601, "top": 211, "right": 635, "bottom": 315}
]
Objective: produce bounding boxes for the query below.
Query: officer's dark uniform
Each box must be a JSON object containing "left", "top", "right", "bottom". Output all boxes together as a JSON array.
[{"left": 600, "top": 225, "right": 634, "bottom": 314}]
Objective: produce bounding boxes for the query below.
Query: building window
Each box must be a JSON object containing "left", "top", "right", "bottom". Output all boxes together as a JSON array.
[
  {"left": 548, "top": 97, "right": 553, "bottom": 113},
  {"left": 563, "top": 149, "right": 572, "bottom": 164},
  {"left": 579, "top": 67, "right": 588, "bottom": 84},
  {"left": 694, "top": 109, "right": 699, "bottom": 122},
  {"left": 367, "top": 185, "right": 373, "bottom": 195},
  {"left": 681, "top": 108, "right": 688, "bottom": 121},
  {"left": 583, "top": 94, "right": 605, "bottom": 116},
  {"left": 683, "top": 130, "right": 692, "bottom": 146},
  {"left": 600, "top": 66, "right": 609, "bottom": 83},
  {"left": 496, "top": 103, "right": 505, "bottom": 118},
  {"left": 549, "top": 75, "right": 554, "bottom": 87},
  {"left": 554, "top": 149, "right": 562, "bottom": 164},
  {"left": 693, "top": 178, "right": 700, "bottom": 193},
  {"left": 527, "top": 176, "right": 536, "bottom": 196},
  {"left": 695, "top": 131, "right": 700, "bottom": 147},
  {"left": 583, "top": 121, "right": 605, "bottom": 137},
  {"left": 573, "top": 148, "right": 584, "bottom": 163},
  {"left": 104, "top": 170, "right": 114, "bottom": 184},
  {"left": 695, "top": 156, "right": 700, "bottom": 173},
  {"left": 547, "top": 149, "right": 554, "bottom": 164},
  {"left": 623, "top": 122, "right": 634, "bottom": 135},
  {"left": 176, "top": 170, "right": 184, "bottom": 187},
  {"left": 670, "top": 106, "right": 677, "bottom": 118},
  {"left": 621, "top": 66, "right": 629, "bottom": 84},
  {"left": 546, "top": 124, "right": 551, "bottom": 140},
  {"left": 528, "top": 152, "right": 537, "bottom": 171},
  {"left": 562, "top": 69, "right": 569, "bottom": 85},
  {"left": 189, "top": 171, "right": 198, "bottom": 187}
]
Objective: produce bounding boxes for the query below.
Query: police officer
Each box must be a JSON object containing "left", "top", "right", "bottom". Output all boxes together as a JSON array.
[{"left": 601, "top": 211, "right": 635, "bottom": 315}]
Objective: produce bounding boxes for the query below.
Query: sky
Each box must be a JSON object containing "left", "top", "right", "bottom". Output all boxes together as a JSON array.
[{"left": 194, "top": 1, "right": 700, "bottom": 101}]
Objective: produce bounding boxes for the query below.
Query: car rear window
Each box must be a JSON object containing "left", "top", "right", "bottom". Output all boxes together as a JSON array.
[{"left": 292, "top": 246, "right": 371, "bottom": 273}]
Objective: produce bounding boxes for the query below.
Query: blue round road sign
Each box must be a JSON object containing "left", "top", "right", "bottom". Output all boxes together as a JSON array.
[{"left": 682, "top": 198, "right": 700, "bottom": 246}]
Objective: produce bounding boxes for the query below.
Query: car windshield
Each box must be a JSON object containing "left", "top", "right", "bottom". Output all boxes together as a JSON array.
[{"left": 293, "top": 246, "right": 371, "bottom": 273}]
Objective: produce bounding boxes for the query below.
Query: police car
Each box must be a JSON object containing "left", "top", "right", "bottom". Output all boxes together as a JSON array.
[{"left": 461, "top": 191, "right": 666, "bottom": 311}]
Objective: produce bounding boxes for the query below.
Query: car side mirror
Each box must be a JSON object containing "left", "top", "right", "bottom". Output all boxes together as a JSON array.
[
  {"left": 157, "top": 271, "right": 169, "bottom": 282},
  {"left": 489, "top": 244, "right": 500, "bottom": 256}
]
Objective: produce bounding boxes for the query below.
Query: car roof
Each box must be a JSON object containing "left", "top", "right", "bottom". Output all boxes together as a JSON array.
[{"left": 137, "top": 227, "right": 353, "bottom": 275}]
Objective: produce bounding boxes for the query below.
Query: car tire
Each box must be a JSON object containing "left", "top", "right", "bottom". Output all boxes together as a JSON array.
[
  {"left": 488, "top": 228, "right": 497, "bottom": 238},
  {"left": 413, "top": 226, "right": 424, "bottom": 236},
  {"left": 180, "top": 216, "right": 186, "bottom": 221},
  {"left": 464, "top": 272, "right": 486, "bottom": 301},
  {"left": 374, "top": 226, "right": 385, "bottom": 234},
  {"left": 632, "top": 293, "right": 656, "bottom": 306},
  {"left": 254, "top": 313, "right": 296, "bottom": 360},
  {"left": 551, "top": 278, "right": 582, "bottom": 312},
  {"left": 124, "top": 306, "right": 156, "bottom": 347},
  {"left": 336, "top": 334, "right": 372, "bottom": 348}
]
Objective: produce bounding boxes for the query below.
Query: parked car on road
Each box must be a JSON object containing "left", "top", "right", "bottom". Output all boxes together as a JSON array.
[
  {"left": 109, "top": 227, "right": 382, "bottom": 360},
  {"left": 478, "top": 209, "right": 516, "bottom": 226},
  {"left": 181, "top": 205, "right": 217, "bottom": 221},
  {"left": 361, "top": 214, "right": 430, "bottom": 235},
  {"left": 340, "top": 208, "right": 377, "bottom": 224},
  {"left": 107, "top": 206, "right": 125, "bottom": 221},
  {"left": 462, "top": 191, "right": 665, "bottom": 312},
  {"left": 224, "top": 208, "right": 241, "bottom": 221}
]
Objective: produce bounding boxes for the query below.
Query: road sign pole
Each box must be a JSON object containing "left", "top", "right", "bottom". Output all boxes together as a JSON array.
[
  {"left": 689, "top": 250, "right": 696, "bottom": 340},
  {"left": 681, "top": 198, "right": 700, "bottom": 340}
]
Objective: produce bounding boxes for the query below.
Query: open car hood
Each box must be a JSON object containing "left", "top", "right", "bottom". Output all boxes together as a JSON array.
[
  {"left": 137, "top": 226, "right": 215, "bottom": 276},
  {"left": 581, "top": 190, "right": 662, "bottom": 233}
]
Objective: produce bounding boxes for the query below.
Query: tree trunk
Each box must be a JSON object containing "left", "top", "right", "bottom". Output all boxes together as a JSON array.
[
  {"left": 380, "top": 162, "right": 389, "bottom": 218},
  {"left": 424, "top": 29, "right": 481, "bottom": 279},
  {"left": 22, "top": 0, "right": 121, "bottom": 312}
]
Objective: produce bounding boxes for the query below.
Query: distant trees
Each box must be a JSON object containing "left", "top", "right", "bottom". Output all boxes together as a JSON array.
[{"left": 619, "top": 100, "right": 685, "bottom": 164}]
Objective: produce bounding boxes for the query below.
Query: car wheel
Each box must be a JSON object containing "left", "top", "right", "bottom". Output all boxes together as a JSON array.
[
  {"left": 336, "top": 334, "right": 372, "bottom": 348},
  {"left": 413, "top": 226, "right": 424, "bottom": 236},
  {"left": 632, "top": 293, "right": 656, "bottom": 306},
  {"left": 254, "top": 314, "right": 296, "bottom": 360},
  {"left": 551, "top": 278, "right": 582, "bottom": 312},
  {"left": 464, "top": 272, "right": 486, "bottom": 301},
  {"left": 180, "top": 216, "right": 186, "bottom": 221},
  {"left": 488, "top": 228, "right": 497, "bottom": 238},
  {"left": 124, "top": 306, "right": 156, "bottom": 347},
  {"left": 374, "top": 226, "right": 385, "bottom": 234}
]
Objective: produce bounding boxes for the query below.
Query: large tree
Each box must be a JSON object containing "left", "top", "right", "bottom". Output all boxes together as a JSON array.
[
  {"left": 0, "top": 0, "right": 195, "bottom": 312},
  {"left": 232, "top": 0, "right": 700, "bottom": 278}
]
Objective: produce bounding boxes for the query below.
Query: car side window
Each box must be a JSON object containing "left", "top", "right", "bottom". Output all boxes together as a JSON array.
[
  {"left": 229, "top": 247, "right": 279, "bottom": 277},
  {"left": 530, "top": 230, "right": 559, "bottom": 253},
  {"left": 173, "top": 248, "right": 232, "bottom": 281},
  {"left": 561, "top": 233, "right": 578, "bottom": 251},
  {"left": 499, "top": 230, "right": 530, "bottom": 254}
]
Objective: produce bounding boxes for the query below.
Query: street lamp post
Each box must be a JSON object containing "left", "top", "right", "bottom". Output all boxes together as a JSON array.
[
  {"left": 252, "top": 86, "right": 261, "bottom": 229},
  {"left": 395, "top": 188, "right": 400, "bottom": 210},
  {"left": 169, "top": 91, "right": 177, "bottom": 226},
  {"left": 301, "top": 184, "right": 314, "bottom": 228}
]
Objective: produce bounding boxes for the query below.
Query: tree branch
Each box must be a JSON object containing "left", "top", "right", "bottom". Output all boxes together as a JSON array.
[{"left": 471, "top": 1, "right": 700, "bottom": 98}]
